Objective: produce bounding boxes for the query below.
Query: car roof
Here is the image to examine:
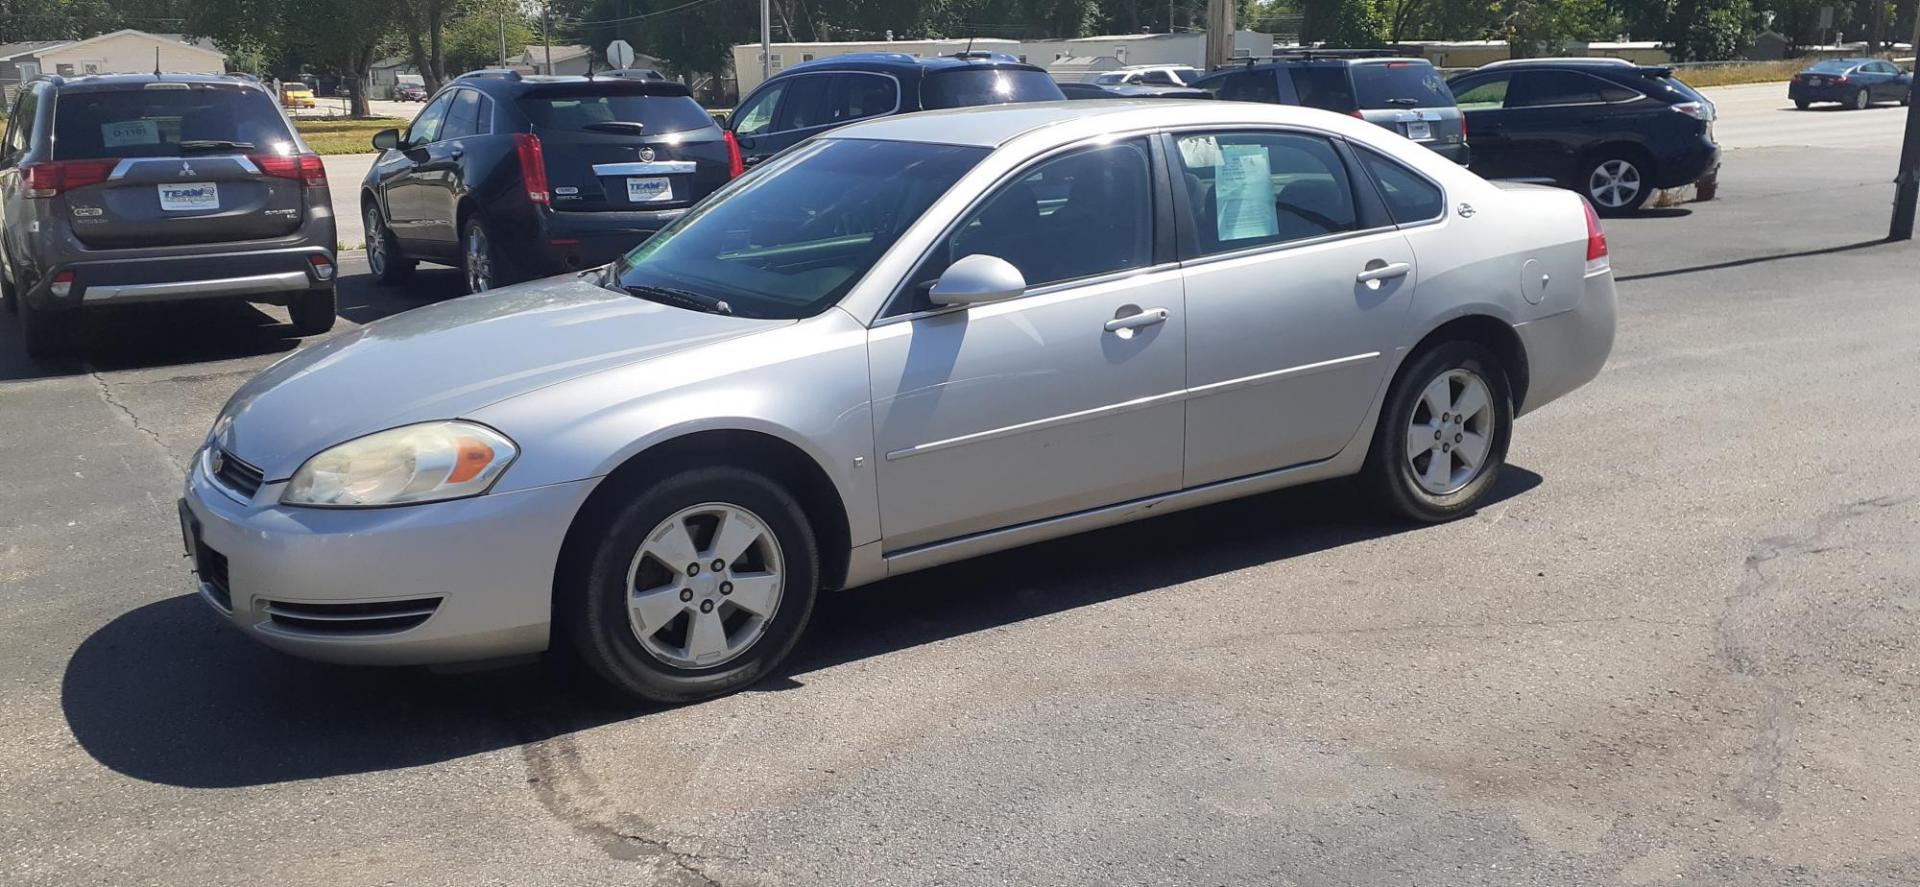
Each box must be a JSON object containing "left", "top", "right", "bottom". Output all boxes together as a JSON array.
[
  {"left": 821, "top": 98, "right": 1383, "bottom": 149},
  {"left": 453, "top": 71, "right": 693, "bottom": 97},
  {"left": 780, "top": 53, "right": 1047, "bottom": 77},
  {"left": 39, "top": 72, "right": 266, "bottom": 92}
]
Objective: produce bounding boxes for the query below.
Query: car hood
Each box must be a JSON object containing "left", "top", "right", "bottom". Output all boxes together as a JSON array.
[{"left": 217, "top": 274, "right": 789, "bottom": 480}]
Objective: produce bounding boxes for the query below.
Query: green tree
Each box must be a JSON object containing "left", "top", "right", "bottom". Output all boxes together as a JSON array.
[{"left": 444, "top": 1, "right": 533, "bottom": 74}]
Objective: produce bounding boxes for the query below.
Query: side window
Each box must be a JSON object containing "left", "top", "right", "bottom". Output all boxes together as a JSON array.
[
  {"left": 916, "top": 138, "right": 1154, "bottom": 305},
  {"left": 1173, "top": 131, "right": 1360, "bottom": 256},
  {"left": 824, "top": 73, "right": 897, "bottom": 124},
  {"left": 1356, "top": 147, "right": 1444, "bottom": 224},
  {"left": 1139, "top": 70, "right": 1177, "bottom": 86},
  {"left": 1597, "top": 81, "right": 1643, "bottom": 102},
  {"left": 732, "top": 82, "right": 785, "bottom": 136},
  {"left": 8, "top": 90, "right": 38, "bottom": 160},
  {"left": 1450, "top": 75, "right": 1510, "bottom": 109},
  {"left": 1288, "top": 67, "right": 1356, "bottom": 111},
  {"left": 441, "top": 88, "right": 483, "bottom": 140},
  {"left": 1219, "top": 71, "right": 1281, "bottom": 103},
  {"left": 1510, "top": 71, "right": 1603, "bottom": 108},
  {"left": 772, "top": 74, "right": 831, "bottom": 131},
  {"left": 407, "top": 91, "right": 455, "bottom": 144},
  {"left": 475, "top": 94, "right": 494, "bottom": 135}
]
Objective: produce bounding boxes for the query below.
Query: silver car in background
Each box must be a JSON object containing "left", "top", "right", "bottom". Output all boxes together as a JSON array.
[{"left": 180, "top": 100, "right": 1616, "bottom": 703}]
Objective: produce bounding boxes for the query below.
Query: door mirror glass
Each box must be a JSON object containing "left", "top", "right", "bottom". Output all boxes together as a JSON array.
[
  {"left": 371, "top": 128, "right": 400, "bottom": 151},
  {"left": 929, "top": 254, "right": 1026, "bottom": 306}
]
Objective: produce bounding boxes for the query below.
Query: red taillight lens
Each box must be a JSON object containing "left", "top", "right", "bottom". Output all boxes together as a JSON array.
[
  {"left": 21, "top": 159, "right": 116, "bottom": 197},
  {"left": 50, "top": 270, "right": 76, "bottom": 297},
  {"left": 252, "top": 152, "right": 327, "bottom": 189},
  {"left": 307, "top": 253, "right": 335, "bottom": 280},
  {"left": 1348, "top": 109, "right": 1365, "bottom": 119},
  {"left": 1460, "top": 112, "right": 1468, "bottom": 139},
  {"left": 722, "top": 130, "right": 746, "bottom": 179},
  {"left": 513, "top": 133, "right": 550, "bottom": 205},
  {"left": 1583, "top": 199, "right": 1609, "bottom": 266}
]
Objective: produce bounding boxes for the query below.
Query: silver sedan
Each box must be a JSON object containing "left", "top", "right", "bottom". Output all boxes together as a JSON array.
[{"left": 180, "top": 101, "right": 1615, "bottom": 703}]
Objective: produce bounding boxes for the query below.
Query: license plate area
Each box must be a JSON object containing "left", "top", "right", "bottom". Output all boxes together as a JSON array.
[
  {"left": 626, "top": 177, "right": 673, "bottom": 203},
  {"left": 158, "top": 182, "right": 219, "bottom": 212},
  {"left": 1405, "top": 120, "right": 1433, "bottom": 141}
]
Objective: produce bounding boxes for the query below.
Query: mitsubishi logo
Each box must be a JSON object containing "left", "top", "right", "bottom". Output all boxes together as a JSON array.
[
  {"left": 638, "top": 147, "right": 656, "bottom": 162},
  {"left": 208, "top": 449, "right": 225, "bottom": 476},
  {"left": 179, "top": 162, "right": 195, "bottom": 177}
]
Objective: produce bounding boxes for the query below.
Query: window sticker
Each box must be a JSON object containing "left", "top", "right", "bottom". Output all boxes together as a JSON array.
[
  {"left": 1177, "top": 134, "right": 1222, "bottom": 168},
  {"left": 1215, "top": 143, "right": 1278, "bottom": 242},
  {"left": 102, "top": 119, "right": 160, "bottom": 147}
]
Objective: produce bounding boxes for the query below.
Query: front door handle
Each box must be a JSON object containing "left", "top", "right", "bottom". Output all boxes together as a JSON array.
[
  {"left": 1356, "top": 262, "right": 1413, "bottom": 284},
  {"left": 449, "top": 145, "right": 463, "bottom": 159},
  {"left": 1104, "top": 307, "right": 1170, "bottom": 333}
]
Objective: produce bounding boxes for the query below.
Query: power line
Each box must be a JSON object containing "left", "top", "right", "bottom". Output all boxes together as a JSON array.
[{"left": 553, "top": 0, "right": 734, "bottom": 27}]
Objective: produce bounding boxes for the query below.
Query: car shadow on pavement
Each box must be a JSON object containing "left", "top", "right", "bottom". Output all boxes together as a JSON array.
[{"left": 62, "top": 467, "right": 1541, "bottom": 789}]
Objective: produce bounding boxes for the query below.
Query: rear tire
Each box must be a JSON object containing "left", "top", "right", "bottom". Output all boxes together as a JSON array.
[
  {"left": 0, "top": 261, "right": 17, "bottom": 315},
  {"left": 461, "top": 216, "right": 508, "bottom": 294},
  {"left": 1580, "top": 151, "right": 1653, "bottom": 215},
  {"left": 559, "top": 465, "right": 820, "bottom": 704},
  {"left": 1793, "top": 99, "right": 1810, "bottom": 110},
  {"left": 365, "top": 202, "right": 414, "bottom": 285},
  {"left": 289, "top": 287, "right": 337, "bottom": 336},
  {"left": 1363, "top": 341, "right": 1514, "bottom": 523},
  {"left": 20, "top": 301, "right": 74, "bottom": 360},
  {"left": 1853, "top": 87, "right": 1871, "bottom": 110}
]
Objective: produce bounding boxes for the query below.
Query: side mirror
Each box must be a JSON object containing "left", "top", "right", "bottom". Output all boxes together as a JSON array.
[
  {"left": 371, "top": 128, "right": 401, "bottom": 151},
  {"left": 929, "top": 254, "right": 1026, "bottom": 307}
]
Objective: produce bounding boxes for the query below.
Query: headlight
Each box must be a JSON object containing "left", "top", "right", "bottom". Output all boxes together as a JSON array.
[{"left": 281, "top": 421, "right": 517, "bottom": 507}]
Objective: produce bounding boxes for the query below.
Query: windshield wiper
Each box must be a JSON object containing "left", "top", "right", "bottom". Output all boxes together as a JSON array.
[
  {"left": 622, "top": 283, "right": 732, "bottom": 316},
  {"left": 178, "top": 139, "right": 256, "bottom": 152},
  {"left": 584, "top": 121, "right": 647, "bottom": 134}
]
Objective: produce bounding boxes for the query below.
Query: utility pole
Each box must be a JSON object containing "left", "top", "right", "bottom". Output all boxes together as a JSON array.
[
  {"left": 1204, "top": 0, "right": 1232, "bottom": 71},
  {"left": 543, "top": 3, "right": 552, "bottom": 74},
  {"left": 1890, "top": 13, "right": 1920, "bottom": 239},
  {"left": 1168, "top": 0, "right": 1174, "bottom": 34},
  {"left": 498, "top": 8, "right": 507, "bottom": 67},
  {"left": 760, "top": 0, "right": 772, "bottom": 83}
]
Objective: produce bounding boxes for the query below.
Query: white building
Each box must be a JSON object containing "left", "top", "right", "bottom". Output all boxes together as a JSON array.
[
  {"left": 1, "top": 30, "right": 225, "bottom": 96},
  {"left": 730, "top": 38, "right": 1024, "bottom": 93},
  {"left": 1025, "top": 31, "right": 1274, "bottom": 74}
]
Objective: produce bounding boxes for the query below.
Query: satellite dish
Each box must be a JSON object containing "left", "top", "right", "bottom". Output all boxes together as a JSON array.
[{"left": 607, "top": 40, "right": 636, "bottom": 70}]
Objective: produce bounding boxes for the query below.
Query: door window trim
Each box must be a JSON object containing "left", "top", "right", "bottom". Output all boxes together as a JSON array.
[
  {"left": 1160, "top": 125, "right": 1399, "bottom": 268},
  {"left": 873, "top": 131, "right": 1174, "bottom": 325}
]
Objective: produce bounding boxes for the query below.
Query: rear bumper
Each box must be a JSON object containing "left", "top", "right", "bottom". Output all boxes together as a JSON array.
[
  {"left": 531, "top": 207, "right": 686, "bottom": 274},
  {"left": 26, "top": 244, "right": 335, "bottom": 311},
  {"left": 1425, "top": 140, "right": 1471, "bottom": 166},
  {"left": 1787, "top": 84, "right": 1855, "bottom": 102},
  {"left": 1653, "top": 139, "right": 1719, "bottom": 190},
  {"left": 1514, "top": 267, "right": 1616, "bottom": 416}
]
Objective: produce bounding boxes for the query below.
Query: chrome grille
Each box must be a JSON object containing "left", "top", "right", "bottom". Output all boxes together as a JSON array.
[
  {"left": 210, "top": 448, "right": 264, "bottom": 498},
  {"left": 262, "top": 598, "right": 442, "bottom": 636}
]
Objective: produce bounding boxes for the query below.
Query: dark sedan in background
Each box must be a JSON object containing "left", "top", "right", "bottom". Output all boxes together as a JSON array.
[{"left": 1788, "top": 58, "right": 1913, "bottom": 110}]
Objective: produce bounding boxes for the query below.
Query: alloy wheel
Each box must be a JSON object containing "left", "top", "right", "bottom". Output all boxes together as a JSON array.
[
  {"left": 626, "top": 502, "right": 786, "bottom": 669},
  {"left": 1405, "top": 369, "right": 1497, "bottom": 496},
  {"left": 365, "top": 207, "right": 387, "bottom": 276},
  {"left": 1855, "top": 88, "right": 1871, "bottom": 110},
  {"left": 1587, "top": 159, "right": 1642, "bottom": 210},
  {"left": 465, "top": 224, "right": 493, "bottom": 293}
]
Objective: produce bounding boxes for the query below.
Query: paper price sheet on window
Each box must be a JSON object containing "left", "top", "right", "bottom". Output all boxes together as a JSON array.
[{"left": 1182, "top": 136, "right": 1280, "bottom": 243}]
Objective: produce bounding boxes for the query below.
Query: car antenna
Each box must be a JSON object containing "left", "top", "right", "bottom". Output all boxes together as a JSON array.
[
  {"left": 586, "top": 51, "right": 595, "bottom": 80},
  {"left": 154, "top": 47, "right": 162, "bottom": 78},
  {"left": 964, "top": 36, "right": 975, "bottom": 57}
]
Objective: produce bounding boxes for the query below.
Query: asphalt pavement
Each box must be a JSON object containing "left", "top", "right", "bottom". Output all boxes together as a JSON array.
[{"left": 3, "top": 93, "right": 1919, "bottom": 886}]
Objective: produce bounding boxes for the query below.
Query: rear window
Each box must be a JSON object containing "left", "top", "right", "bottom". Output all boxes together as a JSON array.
[
  {"left": 52, "top": 84, "right": 295, "bottom": 160},
  {"left": 1288, "top": 67, "right": 1355, "bottom": 110},
  {"left": 1351, "top": 63, "right": 1453, "bottom": 109},
  {"left": 1806, "top": 60, "right": 1856, "bottom": 73},
  {"left": 516, "top": 92, "right": 717, "bottom": 134},
  {"left": 921, "top": 68, "right": 1064, "bottom": 109}
]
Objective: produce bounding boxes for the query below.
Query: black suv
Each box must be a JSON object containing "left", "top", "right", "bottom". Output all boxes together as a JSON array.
[
  {"left": 1192, "top": 56, "right": 1469, "bottom": 165},
  {"left": 1445, "top": 59, "right": 1720, "bottom": 214},
  {"left": 361, "top": 72, "right": 736, "bottom": 293},
  {"left": 728, "top": 53, "right": 1066, "bottom": 167},
  {"left": 0, "top": 73, "right": 337, "bottom": 357}
]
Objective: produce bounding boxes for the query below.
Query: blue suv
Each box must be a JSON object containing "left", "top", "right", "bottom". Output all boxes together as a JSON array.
[{"left": 727, "top": 53, "right": 1066, "bottom": 167}]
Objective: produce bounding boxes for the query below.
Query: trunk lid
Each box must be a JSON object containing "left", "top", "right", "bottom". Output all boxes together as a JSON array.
[
  {"left": 50, "top": 81, "right": 307, "bottom": 248},
  {"left": 516, "top": 83, "right": 731, "bottom": 212}
]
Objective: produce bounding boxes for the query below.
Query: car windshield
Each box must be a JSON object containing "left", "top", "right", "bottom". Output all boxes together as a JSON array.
[
  {"left": 517, "top": 91, "right": 716, "bottom": 134},
  {"left": 1351, "top": 63, "right": 1454, "bottom": 108},
  {"left": 921, "top": 68, "right": 1065, "bottom": 108},
  {"left": 53, "top": 84, "right": 296, "bottom": 160},
  {"left": 611, "top": 138, "right": 988, "bottom": 319},
  {"left": 1805, "top": 60, "right": 1858, "bottom": 73}
]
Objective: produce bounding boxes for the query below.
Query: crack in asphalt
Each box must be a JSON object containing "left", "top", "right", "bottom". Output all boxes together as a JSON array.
[
  {"left": 86, "top": 365, "right": 185, "bottom": 478},
  {"left": 1719, "top": 494, "right": 1913, "bottom": 819},
  {"left": 516, "top": 716, "right": 731, "bottom": 886}
]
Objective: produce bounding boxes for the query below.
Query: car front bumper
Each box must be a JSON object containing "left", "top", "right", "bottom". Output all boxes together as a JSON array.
[{"left": 180, "top": 448, "right": 599, "bottom": 666}]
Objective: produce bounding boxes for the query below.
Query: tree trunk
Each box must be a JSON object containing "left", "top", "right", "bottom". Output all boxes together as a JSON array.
[
  {"left": 428, "top": 1, "right": 446, "bottom": 84},
  {"left": 400, "top": 0, "right": 441, "bottom": 91},
  {"left": 348, "top": 45, "right": 374, "bottom": 117}
]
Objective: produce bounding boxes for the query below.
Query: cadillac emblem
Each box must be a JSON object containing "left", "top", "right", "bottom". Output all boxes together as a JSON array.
[{"left": 638, "top": 147, "right": 656, "bottom": 162}]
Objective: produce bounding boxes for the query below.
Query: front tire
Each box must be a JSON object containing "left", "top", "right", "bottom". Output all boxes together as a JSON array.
[
  {"left": 288, "top": 287, "right": 337, "bottom": 335},
  {"left": 1581, "top": 153, "right": 1652, "bottom": 215},
  {"left": 1364, "top": 341, "right": 1514, "bottom": 523},
  {"left": 560, "top": 465, "right": 821, "bottom": 704},
  {"left": 365, "top": 202, "right": 414, "bottom": 285}
]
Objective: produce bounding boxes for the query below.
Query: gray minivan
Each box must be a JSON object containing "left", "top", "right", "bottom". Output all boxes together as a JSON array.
[
  {"left": 0, "top": 73, "right": 337, "bottom": 358},
  {"left": 1193, "top": 56, "right": 1470, "bottom": 165}
]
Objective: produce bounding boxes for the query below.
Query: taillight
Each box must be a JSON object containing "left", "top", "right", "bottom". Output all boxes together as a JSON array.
[
  {"left": 1348, "top": 109, "right": 1365, "bottom": 119},
  {"left": 1460, "top": 112, "right": 1468, "bottom": 139},
  {"left": 513, "top": 133, "right": 550, "bottom": 205},
  {"left": 307, "top": 254, "right": 335, "bottom": 281},
  {"left": 50, "top": 270, "right": 75, "bottom": 297},
  {"left": 20, "top": 159, "right": 116, "bottom": 197},
  {"left": 1669, "top": 100, "right": 1714, "bottom": 122},
  {"left": 252, "top": 152, "right": 327, "bottom": 189},
  {"left": 1583, "top": 199, "right": 1609, "bottom": 273},
  {"left": 722, "top": 130, "right": 746, "bottom": 179}
]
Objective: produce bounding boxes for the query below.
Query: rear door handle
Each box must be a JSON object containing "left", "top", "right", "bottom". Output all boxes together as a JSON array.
[
  {"left": 1104, "top": 307, "right": 1170, "bottom": 332},
  {"left": 1356, "top": 262, "right": 1413, "bottom": 284}
]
